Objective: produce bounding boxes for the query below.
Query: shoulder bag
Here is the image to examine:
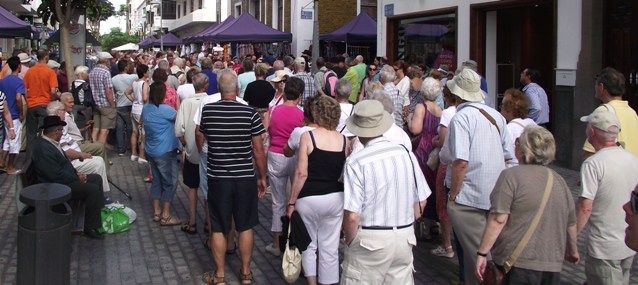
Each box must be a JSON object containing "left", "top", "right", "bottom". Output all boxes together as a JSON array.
[
  {"left": 400, "top": 144, "right": 428, "bottom": 240},
  {"left": 482, "top": 169, "right": 554, "bottom": 285},
  {"left": 282, "top": 223, "right": 302, "bottom": 283}
]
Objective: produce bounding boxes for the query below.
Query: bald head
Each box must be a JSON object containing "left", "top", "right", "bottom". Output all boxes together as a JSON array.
[
  {"left": 273, "top": 60, "right": 284, "bottom": 71},
  {"left": 218, "top": 69, "right": 239, "bottom": 97},
  {"left": 192, "top": 73, "right": 209, "bottom": 93},
  {"left": 355, "top": 55, "right": 363, "bottom": 64}
]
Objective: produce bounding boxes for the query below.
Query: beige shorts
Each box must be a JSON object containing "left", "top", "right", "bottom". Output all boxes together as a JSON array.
[{"left": 94, "top": 106, "right": 116, "bottom": 130}]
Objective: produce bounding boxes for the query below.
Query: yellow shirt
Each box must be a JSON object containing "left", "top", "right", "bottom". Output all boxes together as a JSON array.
[{"left": 583, "top": 100, "right": 638, "bottom": 156}]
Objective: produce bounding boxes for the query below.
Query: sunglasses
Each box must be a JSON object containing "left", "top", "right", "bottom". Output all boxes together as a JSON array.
[
  {"left": 369, "top": 68, "right": 377, "bottom": 71},
  {"left": 631, "top": 191, "right": 638, "bottom": 214}
]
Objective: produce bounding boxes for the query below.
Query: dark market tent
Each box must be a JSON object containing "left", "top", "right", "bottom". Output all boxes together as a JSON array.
[
  {"left": 0, "top": 5, "right": 32, "bottom": 38},
  {"left": 183, "top": 15, "right": 235, "bottom": 44},
  {"left": 210, "top": 13, "right": 292, "bottom": 43},
  {"left": 320, "top": 12, "right": 376, "bottom": 43},
  {"left": 44, "top": 29, "right": 100, "bottom": 46},
  {"left": 139, "top": 32, "right": 182, "bottom": 48}
]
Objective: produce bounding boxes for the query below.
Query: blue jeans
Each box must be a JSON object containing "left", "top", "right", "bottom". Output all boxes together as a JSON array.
[
  {"left": 148, "top": 150, "right": 178, "bottom": 203},
  {"left": 116, "top": 106, "right": 132, "bottom": 153}
]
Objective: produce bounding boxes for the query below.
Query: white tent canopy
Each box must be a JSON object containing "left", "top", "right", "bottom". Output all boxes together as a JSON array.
[{"left": 111, "top": 43, "right": 139, "bottom": 51}]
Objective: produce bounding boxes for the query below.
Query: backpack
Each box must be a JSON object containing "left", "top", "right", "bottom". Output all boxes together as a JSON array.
[
  {"left": 323, "top": 70, "right": 338, "bottom": 97},
  {"left": 71, "top": 81, "right": 96, "bottom": 108}
]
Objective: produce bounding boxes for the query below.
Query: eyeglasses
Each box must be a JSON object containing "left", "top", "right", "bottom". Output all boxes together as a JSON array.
[
  {"left": 631, "top": 191, "right": 638, "bottom": 214},
  {"left": 369, "top": 68, "right": 377, "bottom": 72}
]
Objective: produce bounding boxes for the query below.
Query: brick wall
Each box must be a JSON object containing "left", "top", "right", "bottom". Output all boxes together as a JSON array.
[{"left": 318, "top": 0, "right": 357, "bottom": 34}]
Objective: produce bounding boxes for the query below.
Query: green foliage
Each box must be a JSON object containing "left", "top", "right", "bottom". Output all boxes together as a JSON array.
[
  {"left": 87, "top": 0, "right": 116, "bottom": 23},
  {"left": 117, "top": 4, "right": 129, "bottom": 17},
  {"left": 37, "top": 0, "right": 108, "bottom": 26},
  {"left": 100, "top": 28, "right": 140, "bottom": 51}
]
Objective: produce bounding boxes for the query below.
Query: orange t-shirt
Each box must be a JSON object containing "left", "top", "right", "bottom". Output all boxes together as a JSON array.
[{"left": 24, "top": 63, "right": 57, "bottom": 108}]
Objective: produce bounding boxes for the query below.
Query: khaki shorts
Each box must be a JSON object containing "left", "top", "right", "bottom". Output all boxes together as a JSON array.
[{"left": 94, "top": 106, "right": 116, "bottom": 130}]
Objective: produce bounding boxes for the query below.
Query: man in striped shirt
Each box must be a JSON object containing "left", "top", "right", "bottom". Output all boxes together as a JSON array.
[
  {"left": 342, "top": 100, "right": 430, "bottom": 285},
  {"left": 196, "top": 70, "right": 267, "bottom": 284}
]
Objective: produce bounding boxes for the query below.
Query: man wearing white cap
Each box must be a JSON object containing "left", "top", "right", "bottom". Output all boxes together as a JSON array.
[
  {"left": 341, "top": 100, "right": 430, "bottom": 284},
  {"left": 441, "top": 68, "right": 513, "bottom": 285},
  {"left": 292, "top": 56, "right": 316, "bottom": 107},
  {"left": 576, "top": 108, "right": 638, "bottom": 285},
  {"left": 89, "top": 52, "right": 116, "bottom": 145}
]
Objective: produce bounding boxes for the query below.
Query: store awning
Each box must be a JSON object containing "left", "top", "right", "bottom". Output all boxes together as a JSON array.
[
  {"left": 0, "top": 5, "right": 32, "bottom": 38},
  {"left": 320, "top": 12, "right": 376, "bottom": 43},
  {"left": 139, "top": 32, "right": 183, "bottom": 48},
  {"left": 112, "top": 43, "right": 140, "bottom": 51},
  {"left": 183, "top": 15, "right": 235, "bottom": 44}
]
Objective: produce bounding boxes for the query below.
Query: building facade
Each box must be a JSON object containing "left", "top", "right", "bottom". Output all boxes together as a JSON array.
[
  {"left": 376, "top": 0, "right": 635, "bottom": 169},
  {"left": 0, "top": 0, "right": 42, "bottom": 54}
]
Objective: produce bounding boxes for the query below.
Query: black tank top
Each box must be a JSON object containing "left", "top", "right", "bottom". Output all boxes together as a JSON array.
[{"left": 298, "top": 131, "right": 346, "bottom": 199}]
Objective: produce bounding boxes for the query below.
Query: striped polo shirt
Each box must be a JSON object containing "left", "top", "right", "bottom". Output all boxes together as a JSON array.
[{"left": 199, "top": 100, "right": 265, "bottom": 179}]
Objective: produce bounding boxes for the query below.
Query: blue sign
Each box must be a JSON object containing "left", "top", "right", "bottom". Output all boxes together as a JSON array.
[
  {"left": 301, "top": 10, "right": 313, "bottom": 20},
  {"left": 384, "top": 4, "right": 394, "bottom": 17}
]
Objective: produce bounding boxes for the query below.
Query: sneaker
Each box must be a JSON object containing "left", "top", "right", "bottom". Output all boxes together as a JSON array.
[
  {"left": 117, "top": 152, "right": 126, "bottom": 156},
  {"left": 138, "top": 158, "right": 148, "bottom": 164},
  {"left": 430, "top": 246, "right": 454, "bottom": 258},
  {"left": 130, "top": 155, "right": 139, "bottom": 161},
  {"left": 265, "top": 243, "right": 281, "bottom": 257}
]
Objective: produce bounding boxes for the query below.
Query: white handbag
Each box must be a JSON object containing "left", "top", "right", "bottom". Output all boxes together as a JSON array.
[{"left": 281, "top": 224, "right": 302, "bottom": 283}]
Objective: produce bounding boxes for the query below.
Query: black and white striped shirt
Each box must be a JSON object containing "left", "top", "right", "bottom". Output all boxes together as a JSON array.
[{"left": 199, "top": 100, "right": 265, "bottom": 179}]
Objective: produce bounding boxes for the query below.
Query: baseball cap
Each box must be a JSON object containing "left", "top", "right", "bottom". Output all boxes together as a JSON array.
[
  {"left": 47, "top": 59, "right": 61, "bottom": 68},
  {"left": 97, "top": 52, "right": 113, "bottom": 60},
  {"left": 580, "top": 108, "right": 621, "bottom": 134}
]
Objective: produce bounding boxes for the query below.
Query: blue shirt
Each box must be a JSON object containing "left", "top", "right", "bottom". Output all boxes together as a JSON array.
[
  {"left": 522, "top": 82, "right": 550, "bottom": 124},
  {"left": 0, "top": 75, "right": 25, "bottom": 120},
  {"left": 202, "top": 69, "right": 218, "bottom": 95},
  {"left": 142, "top": 103, "right": 178, "bottom": 157},
  {"left": 237, "top": 71, "right": 256, "bottom": 99}
]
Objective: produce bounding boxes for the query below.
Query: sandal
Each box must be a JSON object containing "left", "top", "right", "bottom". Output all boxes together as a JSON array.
[
  {"left": 160, "top": 215, "right": 181, "bottom": 226},
  {"left": 153, "top": 213, "right": 161, "bottom": 222},
  {"left": 202, "top": 271, "right": 225, "bottom": 285},
  {"left": 181, "top": 222, "right": 197, "bottom": 234},
  {"left": 240, "top": 271, "right": 254, "bottom": 284}
]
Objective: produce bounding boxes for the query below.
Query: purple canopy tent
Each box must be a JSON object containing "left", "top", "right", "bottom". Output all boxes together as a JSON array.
[
  {"left": 183, "top": 15, "right": 235, "bottom": 44},
  {"left": 319, "top": 12, "right": 376, "bottom": 43},
  {"left": 404, "top": 24, "right": 449, "bottom": 38},
  {"left": 139, "top": 33, "right": 182, "bottom": 48},
  {"left": 208, "top": 13, "right": 292, "bottom": 43},
  {"left": 0, "top": 5, "right": 32, "bottom": 38}
]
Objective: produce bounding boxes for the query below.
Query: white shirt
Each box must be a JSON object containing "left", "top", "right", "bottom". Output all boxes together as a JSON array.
[
  {"left": 505, "top": 118, "right": 536, "bottom": 166},
  {"left": 351, "top": 124, "right": 412, "bottom": 154},
  {"left": 193, "top": 93, "right": 248, "bottom": 153},
  {"left": 177, "top": 83, "right": 196, "bottom": 101},
  {"left": 581, "top": 146, "right": 638, "bottom": 260},
  {"left": 337, "top": 102, "right": 354, "bottom": 136},
  {"left": 395, "top": 76, "right": 411, "bottom": 107},
  {"left": 286, "top": 126, "right": 316, "bottom": 152},
  {"left": 344, "top": 137, "right": 431, "bottom": 227}
]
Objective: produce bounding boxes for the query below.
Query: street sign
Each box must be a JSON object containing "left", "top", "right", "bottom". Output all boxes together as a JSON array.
[
  {"left": 301, "top": 10, "right": 313, "bottom": 20},
  {"left": 385, "top": 4, "right": 394, "bottom": 17}
]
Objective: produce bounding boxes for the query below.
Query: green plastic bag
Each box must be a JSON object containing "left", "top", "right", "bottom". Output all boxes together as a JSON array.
[{"left": 99, "top": 204, "right": 130, "bottom": 234}]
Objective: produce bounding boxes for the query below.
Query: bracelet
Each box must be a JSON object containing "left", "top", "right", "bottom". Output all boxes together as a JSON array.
[{"left": 477, "top": 251, "right": 488, "bottom": 257}]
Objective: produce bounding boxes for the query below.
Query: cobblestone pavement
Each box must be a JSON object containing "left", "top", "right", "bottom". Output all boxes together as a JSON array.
[{"left": 0, "top": 154, "right": 636, "bottom": 284}]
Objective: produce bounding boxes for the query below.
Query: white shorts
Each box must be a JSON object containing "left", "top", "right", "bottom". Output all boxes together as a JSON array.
[{"left": 3, "top": 119, "right": 22, "bottom": 154}]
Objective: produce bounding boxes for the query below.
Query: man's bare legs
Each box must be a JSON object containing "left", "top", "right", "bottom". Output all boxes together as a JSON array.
[{"left": 211, "top": 229, "right": 254, "bottom": 283}]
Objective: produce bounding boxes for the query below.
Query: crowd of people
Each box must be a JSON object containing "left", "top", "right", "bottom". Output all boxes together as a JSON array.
[{"left": 0, "top": 46, "right": 637, "bottom": 285}]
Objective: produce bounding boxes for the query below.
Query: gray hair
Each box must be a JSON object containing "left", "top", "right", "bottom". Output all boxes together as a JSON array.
[
  {"left": 158, "top": 59, "right": 170, "bottom": 71},
  {"left": 366, "top": 90, "right": 394, "bottom": 114},
  {"left": 192, "top": 73, "right": 209, "bottom": 92},
  {"left": 218, "top": 69, "right": 239, "bottom": 94},
  {"left": 173, "top": 57, "right": 185, "bottom": 68},
  {"left": 273, "top": 60, "right": 284, "bottom": 71},
  {"left": 46, "top": 100, "right": 65, "bottom": 116},
  {"left": 421, "top": 77, "right": 442, "bottom": 102},
  {"left": 60, "top": 92, "right": 74, "bottom": 102},
  {"left": 365, "top": 81, "right": 384, "bottom": 98},
  {"left": 74, "top": 65, "right": 89, "bottom": 78},
  {"left": 517, "top": 125, "right": 556, "bottom": 166},
  {"left": 335, "top": 79, "right": 352, "bottom": 100},
  {"left": 379, "top": 65, "right": 396, "bottom": 84}
]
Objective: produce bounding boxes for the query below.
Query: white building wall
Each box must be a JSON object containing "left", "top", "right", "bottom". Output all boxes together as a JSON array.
[{"left": 290, "top": 0, "right": 313, "bottom": 57}]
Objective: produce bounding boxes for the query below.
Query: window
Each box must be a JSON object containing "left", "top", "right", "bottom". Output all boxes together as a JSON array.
[
  {"left": 396, "top": 13, "right": 456, "bottom": 68},
  {"left": 191, "top": 0, "right": 194, "bottom": 12},
  {"left": 183, "top": 1, "right": 186, "bottom": 16},
  {"left": 199, "top": 0, "right": 202, "bottom": 9},
  {"left": 162, "top": 0, "right": 177, "bottom": 19}
]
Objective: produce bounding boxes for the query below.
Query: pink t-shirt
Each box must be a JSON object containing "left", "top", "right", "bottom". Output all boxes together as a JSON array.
[{"left": 268, "top": 105, "right": 304, "bottom": 154}]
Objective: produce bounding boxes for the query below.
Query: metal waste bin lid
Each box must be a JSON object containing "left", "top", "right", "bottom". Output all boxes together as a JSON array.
[{"left": 19, "top": 183, "right": 71, "bottom": 207}]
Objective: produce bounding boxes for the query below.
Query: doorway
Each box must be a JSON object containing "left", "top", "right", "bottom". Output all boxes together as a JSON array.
[{"left": 604, "top": 0, "right": 638, "bottom": 110}]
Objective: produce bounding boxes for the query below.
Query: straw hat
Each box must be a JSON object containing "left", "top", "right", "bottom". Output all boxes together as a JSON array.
[
  {"left": 445, "top": 68, "right": 485, "bottom": 103},
  {"left": 346, "top": 100, "right": 393, "bottom": 138}
]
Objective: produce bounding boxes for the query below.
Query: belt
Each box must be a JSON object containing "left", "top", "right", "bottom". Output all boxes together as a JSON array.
[{"left": 361, "top": 224, "right": 412, "bottom": 230}]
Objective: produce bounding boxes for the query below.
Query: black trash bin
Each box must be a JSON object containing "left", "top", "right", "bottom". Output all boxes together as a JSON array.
[{"left": 17, "top": 183, "right": 72, "bottom": 285}]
